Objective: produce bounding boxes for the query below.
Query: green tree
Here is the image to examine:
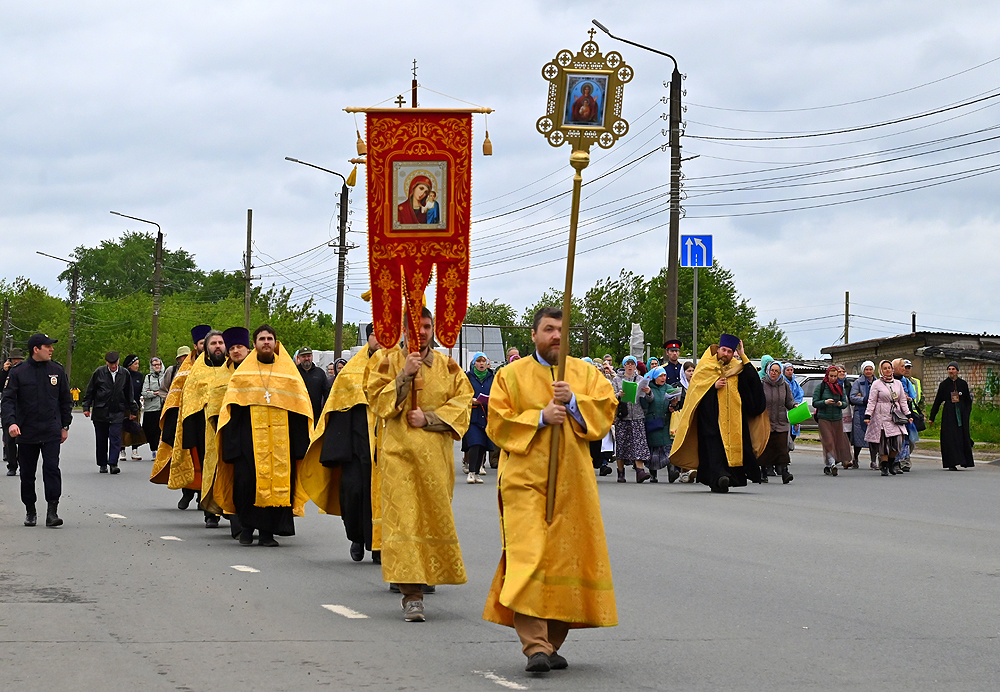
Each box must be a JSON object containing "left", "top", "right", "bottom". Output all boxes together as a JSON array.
[
  {"left": 520, "top": 289, "right": 588, "bottom": 357},
  {"left": 58, "top": 231, "right": 202, "bottom": 299},
  {"left": 583, "top": 269, "right": 647, "bottom": 361}
]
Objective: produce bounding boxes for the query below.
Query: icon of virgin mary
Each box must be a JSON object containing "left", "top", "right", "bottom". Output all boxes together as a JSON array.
[
  {"left": 397, "top": 175, "right": 433, "bottom": 224},
  {"left": 570, "top": 83, "right": 600, "bottom": 124}
]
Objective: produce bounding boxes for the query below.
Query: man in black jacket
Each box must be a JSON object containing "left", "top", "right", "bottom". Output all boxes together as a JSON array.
[
  {"left": 296, "top": 347, "right": 331, "bottom": 424},
  {"left": 2, "top": 334, "right": 73, "bottom": 527},
  {"left": 2, "top": 347, "right": 26, "bottom": 475},
  {"left": 82, "top": 351, "right": 138, "bottom": 474}
]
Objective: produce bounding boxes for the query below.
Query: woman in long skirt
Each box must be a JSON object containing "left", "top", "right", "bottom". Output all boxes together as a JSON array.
[
  {"left": 612, "top": 356, "right": 651, "bottom": 483},
  {"left": 758, "top": 361, "right": 797, "bottom": 483},
  {"left": 864, "top": 360, "right": 913, "bottom": 476},
  {"left": 850, "top": 361, "right": 876, "bottom": 468},
  {"left": 814, "top": 365, "right": 852, "bottom": 475}
]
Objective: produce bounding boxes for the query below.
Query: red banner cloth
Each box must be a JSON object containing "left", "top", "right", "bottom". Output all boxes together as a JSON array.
[{"left": 366, "top": 110, "right": 472, "bottom": 350}]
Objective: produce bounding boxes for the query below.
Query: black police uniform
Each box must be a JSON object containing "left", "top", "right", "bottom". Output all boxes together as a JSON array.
[{"left": 1, "top": 354, "right": 73, "bottom": 518}]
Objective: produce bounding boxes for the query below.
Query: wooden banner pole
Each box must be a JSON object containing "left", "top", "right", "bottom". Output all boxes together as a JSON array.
[{"left": 546, "top": 148, "right": 590, "bottom": 524}]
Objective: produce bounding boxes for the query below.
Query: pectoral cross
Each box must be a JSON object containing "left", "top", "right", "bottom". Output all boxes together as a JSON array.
[{"left": 264, "top": 391, "right": 271, "bottom": 403}]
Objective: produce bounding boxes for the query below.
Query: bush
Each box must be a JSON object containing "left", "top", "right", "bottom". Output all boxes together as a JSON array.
[{"left": 920, "top": 403, "right": 1000, "bottom": 445}]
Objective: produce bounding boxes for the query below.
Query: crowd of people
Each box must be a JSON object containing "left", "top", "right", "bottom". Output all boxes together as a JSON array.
[{"left": 0, "top": 309, "right": 981, "bottom": 674}]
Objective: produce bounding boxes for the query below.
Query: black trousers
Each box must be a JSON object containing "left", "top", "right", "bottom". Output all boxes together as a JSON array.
[
  {"left": 468, "top": 444, "right": 487, "bottom": 474},
  {"left": 4, "top": 429, "right": 17, "bottom": 471},
  {"left": 92, "top": 420, "right": 122, "bottom": 468},
  {"left": 142, "top": 410, "right": 162, "bottom": 455},
  {"left": 18, "top": 440, "right": 62, "bottom": 505}
]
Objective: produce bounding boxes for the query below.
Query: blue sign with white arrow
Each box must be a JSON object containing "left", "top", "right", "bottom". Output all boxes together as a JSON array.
[{"left": 680, "top": 234, "right": 712, "bottom": 268}]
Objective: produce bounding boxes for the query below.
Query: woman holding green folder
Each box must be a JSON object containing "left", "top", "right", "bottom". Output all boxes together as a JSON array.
[{"left": 612, "top": 356, "right": 651, "bottom": 483}]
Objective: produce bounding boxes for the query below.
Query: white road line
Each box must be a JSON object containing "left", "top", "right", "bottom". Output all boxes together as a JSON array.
[
  {"left": 105, "top": 513, "right": 127, "bottom": 519},
  {"left": 321, "top": 604, "right": 369, "bottom": 619},
  {"left": 472, "top": 671, "right": 528, "bottom": 690},
  {"left": 231, "top": 565, "right": 260, "bottom": 573},
  {"left": 160, "top": 536, "right": 184, "bottom": 541}
]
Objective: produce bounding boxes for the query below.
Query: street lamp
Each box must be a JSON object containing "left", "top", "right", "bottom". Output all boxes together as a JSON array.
[
  {"left": 592, "top": 19, "right": 683, "bottom": 350},
  {"left": 284, "top": 156, "right": 356, "bottom": 357},
  {"left": 110, "top": 211, "right": 163, "bottom": 359},
  {"left": 36, "top": 251, "right": 79, "bottom": 379}
]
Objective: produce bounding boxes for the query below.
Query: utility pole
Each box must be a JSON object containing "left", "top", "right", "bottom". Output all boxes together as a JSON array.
[
  {"left": 592, "top": 21, "right": 683, "bottom": 345},
  {"left": 844, "top": 291, "right": 850, "bottom": 344},
  {"left": 1, "top": 298, "right": 9, "bottom": 361},
  {"left": 110, "top": 211, "right": 162, "bottom": 359},
  {"left": 284, "top": 157, "right": 356, "bottom": 357},
  {"left": 245, "top": 209, "right": 253, "bottom": 331}
]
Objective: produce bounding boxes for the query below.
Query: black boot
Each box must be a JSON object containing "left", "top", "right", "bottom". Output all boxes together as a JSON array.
[
  {"left": 45, "top": 502, "right": 62, "bottom": 527},
  {"left": 24, "top": 504, "right": 37, "bottom": 527},
  {"left": 780, "top": 465, "right": 793, "bottom": 484},
  {"left": 649, "top": 469, "right": 658, "bottom": 483},
  {"left": 880, "top": 459, "right": 890, "bottom": 476}
]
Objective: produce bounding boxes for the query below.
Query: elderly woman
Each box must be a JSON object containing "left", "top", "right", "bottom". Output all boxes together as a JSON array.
[
  {"left": 141, "top": 356, "right": 165, "bottom": 460},
  {"left": 814, "top": 365, "right": 851, "bottom": 476},
  {"left": 929, "top": 361, "right": 975, "bottom": 470},
  {"left": 758, "top": 361, "right": 797, "bottom": 483},
  {"left": 759, "top": 354, "right": 775, "bottom": 381},
  {"left": 641, "top": 366, "right": 679, "bottom": 483},
  {"left": 613, "top": 355, "right": 651, "bottom": 483},
  {"left": 891, "top": 358, "right": 918, "bottom": 471},
  {"left": 836, "top": 364, "right": 854, "bottom": 469},
  {"left": 850, "top": 361, "right": 877, "bottom": 469},
  {"left": 462, "top": 352, "right": 495, "bottom": 484},
  {"left": 865, "top": 360, "right": 913, "bottom": 476}
]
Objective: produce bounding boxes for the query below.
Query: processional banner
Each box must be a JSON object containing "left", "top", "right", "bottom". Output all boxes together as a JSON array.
[{"left": 364, "top": 109, "right": 473, "bottom": 350}]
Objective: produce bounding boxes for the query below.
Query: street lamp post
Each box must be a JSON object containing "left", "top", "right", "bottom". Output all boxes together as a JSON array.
[
  {"left": 110, "top": 211, "right": 163, "bottom": 359},
  {"left": 36, "top": 251, "right": 79, "bottom": 379},
  {"left": 284, "top": 157, "right": 355, "bottom": 357},
  {"left": 593, "top": 20, "right": 683, "bottom": 350}
]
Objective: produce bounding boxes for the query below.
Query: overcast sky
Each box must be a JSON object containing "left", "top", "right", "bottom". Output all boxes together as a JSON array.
[{"left": 4, "top": 1, "right": 999, "bottom": 357}]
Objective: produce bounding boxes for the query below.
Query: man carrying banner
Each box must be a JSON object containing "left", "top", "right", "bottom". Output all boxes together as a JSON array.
[
  {"left": 483, "top": 306, "right": 618, "bottom": 672},
  {"left": 365, "top": 307, "right": 472, "bottom": 622}
]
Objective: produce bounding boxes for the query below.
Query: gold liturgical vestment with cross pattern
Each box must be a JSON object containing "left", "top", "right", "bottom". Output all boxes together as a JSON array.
[
  {"left": 483, "top": 355, "right": 618, "bottom": 629},
  {"left": 366, "top": 345, "right": 472, "bottom": 586},
  {"left": 151, "top": 353, "right": 198, "bottom": 489}
]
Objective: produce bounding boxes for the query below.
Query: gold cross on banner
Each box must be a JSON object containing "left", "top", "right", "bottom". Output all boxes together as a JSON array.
[{"left": 394, "top": 94, "right": 406, "bottom": 108}]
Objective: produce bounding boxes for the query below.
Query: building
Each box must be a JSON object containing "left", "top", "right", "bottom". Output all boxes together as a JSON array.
[{"left": 821, "top": 332, "right": 1000, "bottom": 404}]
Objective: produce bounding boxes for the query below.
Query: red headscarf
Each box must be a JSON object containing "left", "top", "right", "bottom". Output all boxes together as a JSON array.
[{"left": 825, "top": 365, "right": 843, "bottom": 396}]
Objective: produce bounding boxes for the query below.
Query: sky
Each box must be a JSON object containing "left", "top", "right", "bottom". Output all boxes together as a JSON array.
[{"left": 3, "top": 1, "right": 1000, "bottom": 357}]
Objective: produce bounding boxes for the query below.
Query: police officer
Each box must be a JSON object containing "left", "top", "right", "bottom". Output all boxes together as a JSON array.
[
  {"left": 2, "top": 347, "right": 26, "bottom": 475},
  {"left": 1, "top": 334, "right": 72, "bottom": 527}
]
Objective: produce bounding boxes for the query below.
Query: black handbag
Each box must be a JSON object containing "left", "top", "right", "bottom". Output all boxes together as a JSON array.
[
  {"left": 890, "top": 404, "right": 909, "bottom": 426},
  {"left": 911, "top": 405, "right": 926, "bottom": 432},
  {"left": 644, "top": 416, "right": 666, "bottom": 432},
  {"left": 616, "top": 401, "right": 628, "bottom": 420}
]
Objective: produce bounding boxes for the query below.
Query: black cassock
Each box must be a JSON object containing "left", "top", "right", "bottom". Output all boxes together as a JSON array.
[
  {"left": 222, "top": 405, "right": 310, "bottom": 536},
  {"left": 319, "top": 404, "right": 373, "bottom": 550},
  {"left": 930, "top": 377, "right": 975, "bottom": 469},
  {"left": 694, "top": 365, "right": 767, "bottom": 490}
]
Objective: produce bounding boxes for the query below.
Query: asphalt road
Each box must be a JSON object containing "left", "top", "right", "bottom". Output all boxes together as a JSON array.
[{"left": 3, "top": 413, "right": 999, "bottom": 691}]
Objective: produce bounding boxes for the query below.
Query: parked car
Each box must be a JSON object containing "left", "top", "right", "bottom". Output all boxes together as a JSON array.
[{"left": 796, "top": 374, "right": 858, "bottom": 429}]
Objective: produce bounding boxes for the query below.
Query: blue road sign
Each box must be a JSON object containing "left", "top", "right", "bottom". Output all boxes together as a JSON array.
[{"left": 680, "top": 234, "right": 712, "bottom": 268}]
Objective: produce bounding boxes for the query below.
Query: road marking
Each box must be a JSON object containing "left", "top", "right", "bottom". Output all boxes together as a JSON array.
[
  {"left": 321, "top": 604, "right": 369, "bottom": 619},
  {"left": 472, "top": 671, "right": 528, "bottom": 690},
  {"left": 231, "top": 565, "right": 260, "bottom": 573},
  {"left": 105, "top": 513, "right": 127, "bottom": 519},
  {"left": 161, "top": 536, "right": 184, "bottom": 541}
]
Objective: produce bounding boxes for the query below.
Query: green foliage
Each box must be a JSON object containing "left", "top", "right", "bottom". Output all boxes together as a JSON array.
[
  {"left": 520, "top": 289, "right": 588, "bottom": 357},
  {"left": 584, "top": 270, "right": 647, "bottom": 359},
  {"left": 915, "top": 403, "right": 1000, "bottom": 444}
]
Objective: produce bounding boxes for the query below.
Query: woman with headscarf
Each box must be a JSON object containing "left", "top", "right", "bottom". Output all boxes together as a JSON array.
[
  {"left": 641, "top": 366, "right": 680, "bottom": 483},
  {"left": 758, "top": 354, "right": 775, "bottom": 381},
  {"left": 814, "top": 365, "right": 851, "bottom": 475},
  {"left": 929, "top": 361, "right": 975, "bottom": 470},
  {"left": 758, "top": 360, "right": 797, "bottom": 483},
  {"left": 612, "top": 355, "right": 651, "bottom": 483},
  {"left": 141, "top": 356, "right": 165, "bottom": 460},
  {"left": 646, "top": 356, "right": 660, "bottom": 373},
  {"left": 586, "top": 358, "right": 615, "bottom": 477},
  {"left": 783, "top": 363, "right": 805, "bottom": 445},
  {"left": 850, "top": 361, "right": 877, "bottom": 469},
  {"left": 120, "top": 354, "right": 147, "bottom": 461},
  {"left": 461, "top": 352, "right": 494, "bottom": 484},
  {"left": 864, "top": 360, "right": 912, "bottom": 476}
]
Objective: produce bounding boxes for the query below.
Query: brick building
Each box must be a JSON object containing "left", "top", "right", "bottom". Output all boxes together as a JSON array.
[{"left": 821, "top": 332, "right": 1000, "bottom": 405}]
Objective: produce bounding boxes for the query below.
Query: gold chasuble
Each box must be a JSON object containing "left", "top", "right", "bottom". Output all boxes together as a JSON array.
[
  {"left": 482, "top": 355, "right": 618, "bottom": 629},
  {"left": 199, "top": 360, "right": 236, "bottom": 514},
  {"left": 365, "top": 345, "right": 472, "bottom": 586},
  {"left": 669, "top": 345, "right": 770, "bottom": 471},
  {"left": 151, "top": 354, "right": 195, "bottom": 488},
  {"left": 301, "top": 347, "right": 379, "bottom": 515},
  {"left": 215, "top": 343, "right": 314, "bottom": 514}
]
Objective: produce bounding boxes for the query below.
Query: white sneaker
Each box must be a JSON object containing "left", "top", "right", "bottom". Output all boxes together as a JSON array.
[
  {"left": 119, "top": 450, "right": 126, "bottom": 461},
  {"left": 131, "top": 452, "right": 142, "bottom": 460},
  {"left": 467, "top": 472, "right": 476, "bottom": 484},
  {"left": 462, "top": 462, "right": 469, "bottom": 474},
  {"left": 474, "top": 475, "right": 484, "bottom": 484},
  {"left": 478, "top": 466, "right": 487, "bottom": 475}
]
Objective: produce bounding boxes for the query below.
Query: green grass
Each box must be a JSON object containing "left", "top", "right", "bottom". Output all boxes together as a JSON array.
[{"left": 919, "top": 404, "right": 1000, "bottom": 444}]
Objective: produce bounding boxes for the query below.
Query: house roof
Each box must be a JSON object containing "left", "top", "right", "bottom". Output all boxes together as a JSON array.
[
  {"left": 917, "top": 346, "right": 1000, "bottom": 364},
  {"left": 821, "top": 331, "right": 1000, "bottom": 355}
]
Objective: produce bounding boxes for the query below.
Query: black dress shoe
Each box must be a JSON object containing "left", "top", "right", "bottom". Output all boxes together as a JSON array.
[
  {"left": 421, "top": 584, "right": 436, "bottom": 594},
  {"left": 238, "top": 529, "right": 255, "bottom": 546},
  {"left": 205, "top": 515, "right": 220, "bottom": 528},
  {"left": 548, "top": 652, "right": 568, "bottom": 670},
  {"left": 99, "top": 466, "right": 108, "bottom": 473},
  {"left": 109, "top": 465, "right": 121, "bottom": 475},
  {"left": 259, "top": 537, "right": 280, "bottom": 547},
  {"left": 350, "top": 541, "right": 364, "bottom": 561},
  {"left": 24, "top": 508, "right": 37, "bottom": 527},
  {"left": 525, "top": 652, "right": 551, "bottom": 673},
  {"left": 6, "top": 469, "right": 16, "bottom": 476},
  {"left": 667, "top": 465, "right": 680, "bottom": 483},
  {"left": 371, "top": 550, "right": 381, "bottom": 564},
  {"left": 598, "top": 465, "right": 612, "bottom": 476}
]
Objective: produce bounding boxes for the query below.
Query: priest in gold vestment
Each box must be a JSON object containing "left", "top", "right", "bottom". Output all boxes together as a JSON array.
[
  {"left": 483, "top": 307, "right": 618, "bottom": 673},
  {"left": 217, "top": 325, "right": 312, "bottom": 547},
  {"left": 301, "top": 323, "right": 382, "bottom": 563},
  {"left": 365, "top": 307, "right": 472, "bottom": 623}
]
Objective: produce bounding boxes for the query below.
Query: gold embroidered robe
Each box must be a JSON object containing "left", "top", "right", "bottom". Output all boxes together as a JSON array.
[
  {"left": 150, "top": 353, "right": 197, "bottom": 489},
  {"left": 482, "top": 355, "right": 618, "bottom": 628},
  {"left": 365, "top": 345, "right": 472, "bottom": 585}
]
